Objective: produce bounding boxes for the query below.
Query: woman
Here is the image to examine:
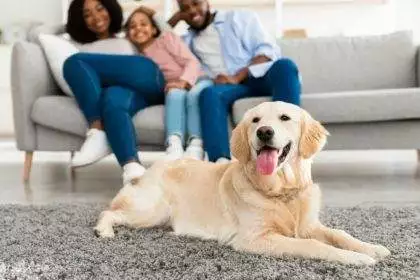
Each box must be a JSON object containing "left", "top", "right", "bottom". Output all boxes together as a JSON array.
[
  {"left": 66, "top": 0, "right": 123, "bottom": 43},
  {"left": 64, "top": 0, "right": 165, "bottom": 184}
]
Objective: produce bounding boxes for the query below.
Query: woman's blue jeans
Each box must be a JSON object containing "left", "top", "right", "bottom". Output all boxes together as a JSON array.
[{"left": 63, "top": 53, "right": 165, "bottom": 166}]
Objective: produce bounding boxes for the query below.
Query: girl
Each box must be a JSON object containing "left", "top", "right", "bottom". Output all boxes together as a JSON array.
[{"left": 125, "top": 7, "right": 212, "bottom": 161}]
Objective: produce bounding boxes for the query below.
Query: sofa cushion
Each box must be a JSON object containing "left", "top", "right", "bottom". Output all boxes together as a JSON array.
[
  {"left": 279, "top": 31, "right": 417, "bottom": 93},
  {"left": 232, "top": 88, "right": 420, "bottom": 124},
  {"left": 132, "top": 105, "right": 165, "bottom": 145},
  {"left": 31, "top": 96, "right": 87, "bottom": 136},
  {"left": 31, "top": 86, "right": 420, "bottom": 145},
  {"left": 31, "top": 96, "right": 165, "bottom": 145}
]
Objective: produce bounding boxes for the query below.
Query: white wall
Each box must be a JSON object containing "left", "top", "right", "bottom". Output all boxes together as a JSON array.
[
  {"left": 0, "top": 46, "right": 13, "bottom": 137},
  {"left": 280, "top": 0, "right": 419, "bottom": 41},
  {"left": 0, "top": 0, "right": 63, "bottom": 27},
  {"left": 281, "top": 1, "right": 395, "bottom": 37},
  {"left": 393, "top": 0, "right": 420, "bottom": 42},
  {"left": 0, "top": 0, "right": 419, "bottom": 37},
  {"left": 219, "top": 8, "right": 278, "bottom": 37},
  {"left": 1, "top": 0, "right": 417, "bottom": 40}
]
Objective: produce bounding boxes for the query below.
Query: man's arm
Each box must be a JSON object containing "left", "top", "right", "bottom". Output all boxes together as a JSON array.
[
  {"left": 231, "top": 55, "right": 271, "bottom": 83},
  {"left": 167, "top": 11, "right": 186, "bottom": 28},
  {"left": 242, "top": 12, "right": 280, "bottom": 62},
  {"left": 148, "top": 7, "right": 186, "bottom": 30},
  {"left": 215, "top": 12, "right": 280, "bottom": 85},
  {"left": 150, "top": 9, "right": 195, "bottom": 51},
  {"left": 215, "top": 55, "right": 271, "bottom": 84}
]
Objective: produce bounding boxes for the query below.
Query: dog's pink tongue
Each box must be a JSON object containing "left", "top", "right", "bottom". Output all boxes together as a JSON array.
[{"left": 256, "top": 149, "right": 278, "bottom": 175}]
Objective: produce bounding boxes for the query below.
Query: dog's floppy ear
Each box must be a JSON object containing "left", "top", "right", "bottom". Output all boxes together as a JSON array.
[
  {"left": 299, "top": 110, "right": 329, "bottom": 159},
  {"left": 230, "top": 121, "right": 251, "bottom": 164}
]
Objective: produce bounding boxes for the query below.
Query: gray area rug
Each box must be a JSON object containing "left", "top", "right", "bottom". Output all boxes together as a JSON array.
[{"left": 0, "top": 204, "right": 418, "bottom": 280}]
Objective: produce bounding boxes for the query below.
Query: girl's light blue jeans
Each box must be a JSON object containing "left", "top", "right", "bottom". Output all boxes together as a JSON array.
[{"left": 165, "top": 79, "right": 213, "bottom": 144}]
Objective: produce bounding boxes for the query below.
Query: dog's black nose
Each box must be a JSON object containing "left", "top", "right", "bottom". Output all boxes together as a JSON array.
[{"left": 257, "top": 126, "right": 274, "bottom": 142}]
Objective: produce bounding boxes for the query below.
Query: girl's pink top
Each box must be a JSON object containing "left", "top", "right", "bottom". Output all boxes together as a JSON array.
[{"left": 143, "top": 31, "right": 202, "bottom": 86}]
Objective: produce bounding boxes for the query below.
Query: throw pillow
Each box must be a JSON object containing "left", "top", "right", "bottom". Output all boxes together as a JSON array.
[{"left": 38, "top": 34, "right": 79, "bottom": 97}]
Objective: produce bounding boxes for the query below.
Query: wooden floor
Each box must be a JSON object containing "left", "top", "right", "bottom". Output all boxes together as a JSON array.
[{"left": 0, "top": 141, "right": 419, "bottom": 207}]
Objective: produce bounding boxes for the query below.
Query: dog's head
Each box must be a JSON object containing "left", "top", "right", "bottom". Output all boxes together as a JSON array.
[{"left": 230, "top": 101, "right": 329, "bottom": 175}]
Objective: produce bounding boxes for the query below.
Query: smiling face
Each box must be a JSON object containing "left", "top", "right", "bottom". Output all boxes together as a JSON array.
[
  {"left": 230, "top": 102, "right": 329, "bottom": 176},
  {"left": 83, "top": 0, "right": 111, "bottom": 38},
  {"left": 178, "top": 0, "right": 211, "bottom": 31},
  {"left": 127, "top": 12, "right": 158, "bottom": 47}
]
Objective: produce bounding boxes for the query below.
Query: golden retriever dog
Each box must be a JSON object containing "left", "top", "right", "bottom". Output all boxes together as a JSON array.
[{"left": 94, "top": 101, "right": 390, "bottom": 265}]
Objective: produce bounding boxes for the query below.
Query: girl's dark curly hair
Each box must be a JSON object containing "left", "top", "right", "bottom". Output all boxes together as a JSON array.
[{"left": 66, "top": 0, "right": 123, "bottom": 44}]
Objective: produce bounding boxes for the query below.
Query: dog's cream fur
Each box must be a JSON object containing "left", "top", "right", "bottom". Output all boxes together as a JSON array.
[{"left": 95, "top": 102, "right": 390, "bottom": 265}]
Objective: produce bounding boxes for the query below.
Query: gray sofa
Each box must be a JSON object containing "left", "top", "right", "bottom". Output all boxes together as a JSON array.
[{"left": 12, "top": 29, "right": 420, "bottom": 181}]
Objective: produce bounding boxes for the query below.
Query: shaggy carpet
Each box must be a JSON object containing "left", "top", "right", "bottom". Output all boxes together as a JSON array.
[{"left": 0, "top": 204, "right": 419, "bottom": 280}]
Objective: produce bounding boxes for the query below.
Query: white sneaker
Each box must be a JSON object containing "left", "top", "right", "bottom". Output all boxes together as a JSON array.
[
  {"left": 184, "top": 138, "right": 204, "bottom": 160},
  {"left": 122, "top": 162, "right": 146, "bottom": 185},
  {"left": 165, "top": 135, "right": 184, "bottom": 161},
  {"left": 72, "top": 129, "right": 111, "bottom": 168},
  {"left": 216, "top": 157, "right": 230, "bottom": 164}
]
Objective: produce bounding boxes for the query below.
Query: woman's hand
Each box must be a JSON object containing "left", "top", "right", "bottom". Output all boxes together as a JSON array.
[{"left": 165, "top": 80, "right": 190, "bottom": 93}]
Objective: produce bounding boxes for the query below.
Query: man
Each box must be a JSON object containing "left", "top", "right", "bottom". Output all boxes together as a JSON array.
[{"left": 170, "top": 0, "right": 301, "bottom": 162}]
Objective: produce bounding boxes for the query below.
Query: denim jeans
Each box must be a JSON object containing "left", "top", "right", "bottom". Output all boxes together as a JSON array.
[
  {"left": 63, "top": 53, "right": 165, "bottom": 166},
  {"left": 165, "top": 79, "right": 213, "bottom": 144},
  {"left": 199, "top": 58, "right": 301, "bottom": 162}
]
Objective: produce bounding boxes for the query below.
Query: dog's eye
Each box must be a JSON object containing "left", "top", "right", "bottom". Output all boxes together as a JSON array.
[
  {"left": 252, "top": 117, "right": 260, "bottom": 123},
  {"left": 280, "top": 114, "right": 291, "bottom": 121}
]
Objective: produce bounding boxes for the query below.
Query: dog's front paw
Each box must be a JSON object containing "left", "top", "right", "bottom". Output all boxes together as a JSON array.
[
  {"left": 93, "top": 226, "right": 115, "bottom": 238},
  {"left": 339, "top": 251, "right": 376, "bottom": 266},
  {"left": 364, "top": 244, "right": 391, "bottom": 260}
]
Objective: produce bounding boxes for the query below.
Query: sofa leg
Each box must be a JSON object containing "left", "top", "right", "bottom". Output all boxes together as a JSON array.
[
  {"left": 70, "top": 152, "right": 76, "bottom": 179},
  {"left": 23, "top": 152, "right": 34, "bottom": 182}
]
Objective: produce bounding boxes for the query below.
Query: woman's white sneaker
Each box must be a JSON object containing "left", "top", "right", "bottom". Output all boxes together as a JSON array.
[
  {"left": 71, "top": 129, "right": 111, "bottom": 168},
  {"left": 122, "top": 162, "right": 146, "bottom": 185}
]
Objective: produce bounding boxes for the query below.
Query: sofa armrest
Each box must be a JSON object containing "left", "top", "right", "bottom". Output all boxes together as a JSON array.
[
  {"left": 27, "top": 24, "right": 66, "bottom": 44},
  {"left": 11, "top": 41, "right": 59, "bottom": 151}
]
